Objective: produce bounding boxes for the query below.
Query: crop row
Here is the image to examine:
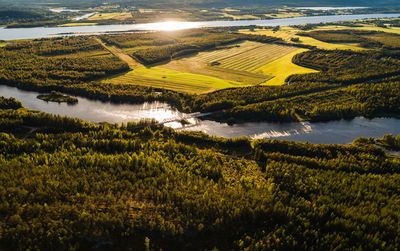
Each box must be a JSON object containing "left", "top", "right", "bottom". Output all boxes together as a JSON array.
[
  {"left": 219, "top": 45, "right": 297, "bottom": 71},
  {"left": 105, "top": 75, "right": 213, "bottom": 93}
]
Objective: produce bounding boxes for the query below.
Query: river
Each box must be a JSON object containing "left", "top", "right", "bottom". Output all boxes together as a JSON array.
[
  {"left": 1, "top": 13, "right": 399, "bottom": 40},
  {"left": 1, "top": 85, "right": 400, "bottom": 144}
]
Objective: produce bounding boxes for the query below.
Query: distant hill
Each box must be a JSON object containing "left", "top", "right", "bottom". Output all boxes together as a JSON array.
[{"left": 0, "top": 0, "right": 398, "bottom": 8}]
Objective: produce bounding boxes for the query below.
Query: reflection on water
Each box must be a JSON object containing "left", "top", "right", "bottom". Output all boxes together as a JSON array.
[
  {"left": 1, "top": 13, "right": 400, "bottom": 40},
  {"left": 182, "top": 118, "right": 400, "bottom": 144},
  {"left": 1, "top": 84, "right": 400, "bottom": 144},
  {"left": 136, "top": 21, "right": 201, "bottom": 31},
  {"left": 0, "top": 85, "right": 182, "bottom": 124},
  {"left": 50, "top": 8, "right": 81, "bottom": 13}
]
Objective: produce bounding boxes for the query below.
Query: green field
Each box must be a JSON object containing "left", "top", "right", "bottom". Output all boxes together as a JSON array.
[
  {"left": 193, "top": 41, "right": 299, "bottom": 72},
  {"left": 104, "top": 66, "right": 247, "bottom": 94},
  {"left": 255, "top": 49, "right": 319, "bottom": 85},
  {"left": 103, "top": 40, "right": 316, "bottom": 92}
]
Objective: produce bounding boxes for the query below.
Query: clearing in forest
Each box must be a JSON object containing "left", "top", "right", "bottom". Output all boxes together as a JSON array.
[
  {"left": 159, "top": 40, "right": 315, "bottom": 85},
  {"left": 104, "top": 40, "right": 316, "bottom": 92}
]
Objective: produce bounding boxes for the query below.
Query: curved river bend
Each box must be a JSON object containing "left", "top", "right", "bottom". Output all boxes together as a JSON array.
[
  {"left": 1, "top": 13, "right": 400, "bottom": 40},
  {"left": 2, "top": 85, "right": 400, "bottom": 145}
]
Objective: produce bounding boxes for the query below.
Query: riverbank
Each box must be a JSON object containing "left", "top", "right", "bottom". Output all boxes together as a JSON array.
[{"left": 2, "top": 84, "right": 400, "bottom": 144}]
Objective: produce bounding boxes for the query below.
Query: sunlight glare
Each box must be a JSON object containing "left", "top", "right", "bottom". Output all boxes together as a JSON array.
[{"left": 138, "top": 21, "right": 200, "bottom": 31}]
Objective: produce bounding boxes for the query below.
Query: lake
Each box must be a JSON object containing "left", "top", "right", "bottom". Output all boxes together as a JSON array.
[
  {"left": 1, "top": 13, "right": 399, "bottom": 40},
  {"left": 1, "top": 85, "right": 400, "bottom": 144}
]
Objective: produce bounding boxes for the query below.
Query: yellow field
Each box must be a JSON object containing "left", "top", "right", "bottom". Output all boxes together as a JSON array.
[
  {"left": 103, "top": 40, "right": 317, "bottom": 93},
  {"left": 239, "top": 27, "right": 365, "bottom": 50},
  {"left": 162, "top": 59, "right": 272, "bottom": 85},
  {"left": 88, "top": 12, "right": 132, "bottom": 21},
  {"left": 193, "top": 41, "right": 300, "bottom": 72},
  {"left": 104, "top": 66, "right": 247, "bottom": 94},
  {"left": 255, "top": 49, "right": 318, "bottom": 86},
  {"left": 58, "top": 23, "right": 98, "bottom": 27}
]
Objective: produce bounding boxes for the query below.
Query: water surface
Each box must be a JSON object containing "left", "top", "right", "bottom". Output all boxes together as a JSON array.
[
  {"left": 2, "top": 85, "right": 400, "bottom": 144},
  {"left": 1, "top": 13, "right": 399, "bottom": 40}
]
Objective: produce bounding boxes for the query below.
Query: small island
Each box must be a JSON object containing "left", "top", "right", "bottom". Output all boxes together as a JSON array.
[{"left": 37, "top": 91, "right": 78, "bottom": 104}]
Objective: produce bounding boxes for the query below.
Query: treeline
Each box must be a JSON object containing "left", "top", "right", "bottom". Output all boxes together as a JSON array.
[
  {"left": 0, "top": 36, "right": 129, "bottom": 90},
  {"left": 290, "top": 49, "right": 400, "bottom": 84},
  {"left": 207, "top": 81, "right": 400, "bottom": 123},
  {"left": 0, "top": 96, "right": 22, "bottom": 110},
  {"left": 0, "top": 9, "right": 46, "bottom": 25},
  {"left": 378, "top": 134, "right": 400, "bottom": 151},
  {"left": 5, "top": 36, "right": 104, "bottom": 56},
  {"left": 183, "top": 49, "right": 400, "bottom": 117},
  {"left": 3, "top": 33, "right": 400, "bottom": 125},
  {"left": 1, "top": 102, "right": 400, "bottom": 250}
]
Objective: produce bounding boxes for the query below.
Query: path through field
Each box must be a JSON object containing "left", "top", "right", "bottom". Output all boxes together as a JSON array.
[{"left": 95, "top": 38, "right": 142, "bottom": 69}]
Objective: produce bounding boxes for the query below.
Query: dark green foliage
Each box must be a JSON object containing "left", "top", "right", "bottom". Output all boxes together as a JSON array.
[
  {"left": 37, "top": 91, "right": 78, "bottom": 104},
  {"left": 0, "top": 105, "right": 400, "bottom": 250},
  {"left": 210, "top": 81, "right": 400, "bottom": 122},
  {"left": 378, "top": 134, "right": 400, "bottom": 151},
  {"left": 291, "top": 49, "right": 400, "bottom": 83},
  {"left": 2, "top": 33, "right": 400, "bottom": 125},
  {"left": 0, "top": 96, "right": 22, "bottom": 110},
  {"left": 0, "top": 36, "right": 129, "bottom": 89}
]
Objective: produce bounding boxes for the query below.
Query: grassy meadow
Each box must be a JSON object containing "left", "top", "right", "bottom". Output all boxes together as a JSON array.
[
  {"left": 99, "top": 23, "right": 400, "bottom": 94},
  {"left": 255, "top": 49, "right": 318, "bottom": 85},
  {"left": 104, "top": 66, "right": 245, "bottom": 94},
  {"left": 103, "top": 40, "right": 312, "bottom": 93}
]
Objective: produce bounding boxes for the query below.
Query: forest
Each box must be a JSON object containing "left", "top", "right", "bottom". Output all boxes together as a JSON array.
[
  {"left": 1, "top": 29, "right": 400, "bottom": 126},
  {"left": 2, "top": 32, "right": 400, "bottom": 124},
  {"left": 0, "top": 97, "right": 400, "bottom": 250}
]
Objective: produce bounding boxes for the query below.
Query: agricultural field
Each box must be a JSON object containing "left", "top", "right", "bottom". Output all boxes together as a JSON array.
[
  {"left": 255, "top": 49, "right": 318, "bottom": 85},
  {"left": 87, "top": 12, "right": 133, "bottom": 21},
  {"left": 193, "top": 41, "right": 299, "bottom": 72},
  {"left": 239, "top": 27, "right": 365, "bottom": 50},
  {"left": 103, "top": 66, "right": 246, "bottom": 94},
  {"left": 103, "top": 40, "right": 313, "bottom": 92}
]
